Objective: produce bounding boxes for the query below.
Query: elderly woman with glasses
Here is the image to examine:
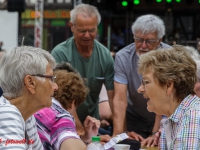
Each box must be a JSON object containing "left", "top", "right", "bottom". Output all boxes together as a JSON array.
[
  {"left": 34, "top": 63, "right": 109, "bottom": 150},
  {"left": 0, "top": 46, "right": 58, "bottom": 149},
  {"left": 137, "top": 45, "right": 200, "bottom": 149}
]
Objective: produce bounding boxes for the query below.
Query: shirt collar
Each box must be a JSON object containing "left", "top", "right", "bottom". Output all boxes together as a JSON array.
[{"left": 169, "top": 94, "right": 199, "bottom": 122}]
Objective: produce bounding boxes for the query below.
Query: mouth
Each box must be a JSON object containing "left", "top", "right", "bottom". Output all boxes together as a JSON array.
[
  {"left": 139, "top": 50, "right": 149, "bottom": 53},
  {"left": 143, "top": 94, "right": 149, "bottom": 99},
  {"left": 82, "top": 39, "right": 91, "bottom": 42}
]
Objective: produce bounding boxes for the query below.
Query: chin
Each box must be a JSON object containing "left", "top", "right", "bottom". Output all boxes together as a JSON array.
[{"left": 147, "top": 106, "right": 154, "bottom": 113}]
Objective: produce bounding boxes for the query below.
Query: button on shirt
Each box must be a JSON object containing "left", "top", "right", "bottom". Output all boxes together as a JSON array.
[{"left": 160, "top": 94, "right": 200, "bottom": 150}]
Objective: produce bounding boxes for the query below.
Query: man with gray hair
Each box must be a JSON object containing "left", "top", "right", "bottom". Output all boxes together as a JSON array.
[
  {"left": 185, "top": 46, "right": 200, "bottom": 97},
  {"left": 112, "top": 14, "right": 171, "bottom": 147},
  {"left": 51, "top": 3, "right": 114, "bottom": 135}
]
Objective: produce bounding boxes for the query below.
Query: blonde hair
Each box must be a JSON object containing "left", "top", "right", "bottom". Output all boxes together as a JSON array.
[{"left": 138, "top": 45, "right": 196, "bottom": 102}]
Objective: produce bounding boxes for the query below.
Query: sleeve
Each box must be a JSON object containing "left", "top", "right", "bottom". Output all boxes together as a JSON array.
[
  {"left": 173, "top": 110, "right": 200, "bottom": 149},
  {"left": 51, "top": 47, "right": 63, "bottom": 64},
  {"left": 0, "top": 105, "right": 26, "bottom": 149},
  {"left": 26, "top": 116, "right": 44, "bottom": 150},
  {"left": 50, "top": 113, "right": 80, "bottom": 150},
  {"left": 104, "top": 54, "right": 114, "bottom": 91},
  {"left": 114, "top": 53, "right": 128, "bottom": 84}
]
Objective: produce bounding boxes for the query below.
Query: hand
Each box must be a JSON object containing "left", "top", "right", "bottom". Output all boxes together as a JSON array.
[
  {"left": 99, "top": 135, "right": 111, "bottom": 144},
  {"left": 153, "top": 129, "right": 161, "bottom": 147},
  {"left": 127, "top": 131, "right": 144, "bottom": 142},
  {"left": 141, "top": 134, "right": 157, "bottom": 148},
  {"left": 82, "top": 116, "right": 100, "bottom": 142},
  {"left": 100, "top": 119, "right": 110, "bottom": 128}
]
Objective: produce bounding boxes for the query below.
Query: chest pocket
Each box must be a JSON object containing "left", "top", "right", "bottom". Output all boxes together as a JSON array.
[{"left": 89, "top": 77, "right": 105, "bottom": 94}]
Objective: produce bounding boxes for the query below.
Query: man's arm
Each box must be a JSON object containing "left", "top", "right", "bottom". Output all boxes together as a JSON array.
[
  {"left": 152, "top": 114, "right": 162, "bottom": 134},
  {"left": 112, "top": 81, "right": 127, "bottom": 135},
  {"left": 111, "top": 82, "right": 144, "bottom": 141},
  {"left": 107, "top": 89, "right": 114, "bottom": 113}
]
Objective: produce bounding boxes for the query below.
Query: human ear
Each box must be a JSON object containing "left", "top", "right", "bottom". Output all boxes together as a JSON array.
[
  {"left": 71, "top": 25, "right": 75, "bottom": 33},
  {"left": 24, "top": 75, "right": 36, "bottom": 94},
  {"left": 166, "top": 81, "right": 174, "bottom": 95}
]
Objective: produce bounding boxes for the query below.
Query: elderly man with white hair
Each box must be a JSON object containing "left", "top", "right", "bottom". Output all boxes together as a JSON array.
[
  {"left": 185, "top": 46, "right": 200, "bottom": 97},
  {"left": 112, "top": 14, "right": 171, "bottom": 147}
]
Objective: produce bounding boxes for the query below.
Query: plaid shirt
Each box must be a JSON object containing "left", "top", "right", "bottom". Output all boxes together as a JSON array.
[{"left": 160, "top": 94, "right": 200, "bottom": 150}]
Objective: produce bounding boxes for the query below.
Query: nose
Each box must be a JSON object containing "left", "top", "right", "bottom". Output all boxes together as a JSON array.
[
  {"left": 137, "top": 84, "right": 145, "bottom": 93},
  {"left": 53, "top": 82, "right": 58, "bottom": 91},
  {"left": 141, "top": 40, "right": 148, "bottom": 48},
  {"left": 83, "top": 31, "right": 90, "bottom": 38}
]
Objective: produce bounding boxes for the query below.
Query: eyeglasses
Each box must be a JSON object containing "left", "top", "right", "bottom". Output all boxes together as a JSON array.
[
  {"left": 141, "top": 78, "right": 149, "bottom": 87},
  {"left": 31, "top": 74, "right": 56, "bottom": 83},
  {"left": 73, "top": 25, "right": 97, "bottom": 34},
  {"left": 134, "top": 36, "right": 159, "bottom": 46}
]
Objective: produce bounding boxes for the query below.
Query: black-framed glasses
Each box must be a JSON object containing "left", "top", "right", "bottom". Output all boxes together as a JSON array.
[
  {"left": 141, "top": 78, "right": 149, "bottom": 87},
  {"left": 73, "top": 25, "right": 97, "bottom": 34},
  {"left": 134, "top": 36, "right": 159, "bottom": 46},
  {"left": 31, "top": 74, "right": 56, "bottom": 83}
]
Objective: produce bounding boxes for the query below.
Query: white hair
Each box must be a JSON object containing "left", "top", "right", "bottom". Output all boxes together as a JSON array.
[
  {"left": 185, "top": 46, "right": 200, "bottom": 81},
  {"left": 70, "top": 3, "right": 101, "bottom": 25},
  {"left": 0, "top": 46, "right": 56, "bottom": 98},
  {"left": 131, "top": 14, "right": 165, "bottom": 39}
]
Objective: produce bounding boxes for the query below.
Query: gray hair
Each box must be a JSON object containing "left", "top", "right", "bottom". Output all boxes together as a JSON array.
[
  {"left": 185, "top": 46, "right": 200, "bottom": 82},
  {"left": 70, "top": 3, "right": 101, "bottom": 25},
  {"left": 0, "top": 46, "right": 56, "bottom": 98},
  {"left": 131, "top": 14, "right": 165, "bottom": 39}
]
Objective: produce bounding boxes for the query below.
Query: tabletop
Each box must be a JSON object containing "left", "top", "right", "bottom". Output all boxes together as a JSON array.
[{"left": 140, "top": 146, "right": 158, "bottom": 150}]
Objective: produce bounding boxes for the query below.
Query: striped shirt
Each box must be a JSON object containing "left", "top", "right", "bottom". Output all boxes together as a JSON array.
[
  {"left": 34, "top": 98, "right": 80, "bottom": 150},
  {"left": 160, "top": 94, "right": 200, "bottom": 149},
  {"left": 0, "top": 96, "right": 43, "bottom": 150}
]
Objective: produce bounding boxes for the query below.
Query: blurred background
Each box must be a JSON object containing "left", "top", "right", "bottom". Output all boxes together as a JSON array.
[{"left": 0, "top": 0, "right": 200, "bottom": 52}]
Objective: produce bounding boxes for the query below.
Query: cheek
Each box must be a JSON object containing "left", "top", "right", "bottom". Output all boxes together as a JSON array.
[
  {"left": 135, "top": 43, "right": 141, "bottom": 49},
  {"left": 135, "top": 44, "right": 141, "bottom": 54},
  {"left": 194, "top": 83, "right": 200, "bottom": 94},
  {"left": 153, "top": 43, "right": 160, "bottom": 49},
  {"left": 89, "top": 33, "right": 97, "bottom": 39}
]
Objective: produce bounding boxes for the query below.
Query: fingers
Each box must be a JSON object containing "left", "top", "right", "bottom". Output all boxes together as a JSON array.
[
  {"left": 138, "top": 134, "right": 144, "bottom": 142},
  {"left": 141, "top": 135, "right": 157, "bottom": 148},
  {"left": 153, "top": 135, "right": 159, "bottom": 146},
  {"left": 147, "top": 137, "right": 154, "bottom": 147},
  {"left": 128, "top": 131, "right": 144, "bottom": 142},
  {"left": 141, "top": 139, "right": 148, "bottom": 147},
  {"left": 84, "top": 116, "right": 100, "bottom": 129},
  {"left": 100, "top": 120, "right": 110, "bottom": 127},
  {"left": 100, "top": 135, "right": 111, "bottom": 144}
]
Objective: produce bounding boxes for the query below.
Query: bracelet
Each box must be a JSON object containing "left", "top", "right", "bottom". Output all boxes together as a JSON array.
[
  {"left": 151, "top": 131, "right": 158, "bottom": 135},
  {"left": 80, "top": 135, "right": 89, "bottom": 145}
]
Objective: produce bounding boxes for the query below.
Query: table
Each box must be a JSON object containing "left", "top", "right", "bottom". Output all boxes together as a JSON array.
[{"left": 141, "top": 146, "right": 158, "bottom": 150}]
